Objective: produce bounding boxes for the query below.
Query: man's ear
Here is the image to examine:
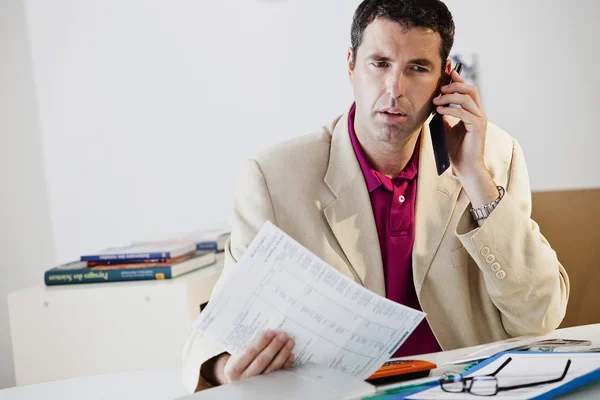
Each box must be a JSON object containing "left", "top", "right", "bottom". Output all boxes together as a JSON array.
[
  {"left": 444, "top": 59, "right": 452, "bottom": 75},
  {"left": 347, "top": 47, "right": 355, "bottom": 82}
]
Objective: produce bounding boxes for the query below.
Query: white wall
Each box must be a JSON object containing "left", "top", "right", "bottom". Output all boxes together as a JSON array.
[
  {"left": 23, "top": 0, "right": 362, "bottom": 265},
  {"left": 0, "top": 0, "right": 56, "bottom": 389},
  {"left": 2, "top": 0, "right": 599, "bottom": 389},
  {"left": 22, "top": 0, "right": 600, "bottom": 266},
  {"left": 444, "top": 0, "right": 600, "bottom": 189}
]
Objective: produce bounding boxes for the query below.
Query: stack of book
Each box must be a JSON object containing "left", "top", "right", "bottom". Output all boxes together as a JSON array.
[
  {"left": 44, "top": 240, "right": 216, "bottom": 286},
  {"left": 183, "top": 228, "right": 230, "bottom": 261}
]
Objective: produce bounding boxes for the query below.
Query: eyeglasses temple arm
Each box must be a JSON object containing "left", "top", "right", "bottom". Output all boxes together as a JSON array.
[{"left": 497, "top": 359, "right": 572, "bottom": 392}]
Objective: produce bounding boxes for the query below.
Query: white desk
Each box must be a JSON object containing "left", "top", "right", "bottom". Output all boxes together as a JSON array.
[
  {"left": 0, "top": 369, "right": 187, "bottom": 400},
  {"left": 1, "top": 323, "right": 598, "bottom": 400}
]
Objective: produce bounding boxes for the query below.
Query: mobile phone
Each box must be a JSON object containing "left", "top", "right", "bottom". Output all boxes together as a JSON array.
[{"left": 429, "top": 62, "right": 463, "bottom": 176}]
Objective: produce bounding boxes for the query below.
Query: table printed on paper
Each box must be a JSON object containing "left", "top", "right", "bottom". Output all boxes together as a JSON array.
[{"left": 194, "top": 221, "right": 426, "bottom": 379}]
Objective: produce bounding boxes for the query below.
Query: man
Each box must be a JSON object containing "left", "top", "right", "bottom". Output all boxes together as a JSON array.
[{"left": 182, "top": 0, "right": 569, "bottom": 392}]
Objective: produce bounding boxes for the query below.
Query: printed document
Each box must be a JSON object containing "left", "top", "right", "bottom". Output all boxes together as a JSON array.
[{"left": 193, "top": 221, "right": 426, "bottom": 379}]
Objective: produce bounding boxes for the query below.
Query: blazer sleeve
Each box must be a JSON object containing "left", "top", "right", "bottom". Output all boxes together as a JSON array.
[
  {"left": 456, "top": 139, "right": 570, "bottom": 337},
  {"left": 181, "top": 158, "right": 276, "bottom": 393}
]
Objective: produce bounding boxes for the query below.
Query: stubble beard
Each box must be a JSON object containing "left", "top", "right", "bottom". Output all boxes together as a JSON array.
[{"left": 370, "top": 114, "right": 417, "bottom": 144}]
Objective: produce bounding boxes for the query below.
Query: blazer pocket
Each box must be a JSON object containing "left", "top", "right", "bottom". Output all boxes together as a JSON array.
[{"left": 451, "top": 246, "right": 469, "bottom": 268}]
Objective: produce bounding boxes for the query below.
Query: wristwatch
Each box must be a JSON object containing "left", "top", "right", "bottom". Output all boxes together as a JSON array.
[{"left": 470, "top": 186, "right": 505, "bottom": 221}]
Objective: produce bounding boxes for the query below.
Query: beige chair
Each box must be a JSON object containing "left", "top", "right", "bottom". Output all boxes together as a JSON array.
[{"left": 531, "top": 188, "right": 600, "bottom": 328}]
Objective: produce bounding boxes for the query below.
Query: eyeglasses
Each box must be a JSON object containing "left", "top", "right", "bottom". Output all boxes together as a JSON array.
[{"left": 439, "top": 357, "right": 571, "bottom": 396}]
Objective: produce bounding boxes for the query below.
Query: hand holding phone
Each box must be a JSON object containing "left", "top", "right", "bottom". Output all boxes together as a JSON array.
[{"left": 429, "top": 62, "right": 463, "bottom": 176}]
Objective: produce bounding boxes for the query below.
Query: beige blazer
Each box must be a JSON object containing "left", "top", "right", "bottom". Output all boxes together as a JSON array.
[{"left": 182, "top": 108, "right": 569, "bottom": 392}]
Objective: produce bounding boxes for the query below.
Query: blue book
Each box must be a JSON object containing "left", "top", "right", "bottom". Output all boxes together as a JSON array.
[
  {"left": 46, "top": 250, "right": 215, "bottom": 285},
  {"left": 196, "top": 242, "right": 219, "bottom": 251},
  {"left": 80, "top": 240, "right": 196, "bottom": 262},
  {"left": 184, "top": 229, "right": 230, "bottom": 251}
]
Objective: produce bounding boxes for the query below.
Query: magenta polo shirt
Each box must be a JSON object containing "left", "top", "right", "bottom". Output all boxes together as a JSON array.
[{"left": 348, "top": 104, "right": 441, "bottom": 358}]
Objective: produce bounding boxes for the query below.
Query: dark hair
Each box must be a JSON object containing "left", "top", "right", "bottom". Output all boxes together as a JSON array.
[{"left": 350, "top": 0, "right": 455, "bottom": 71}]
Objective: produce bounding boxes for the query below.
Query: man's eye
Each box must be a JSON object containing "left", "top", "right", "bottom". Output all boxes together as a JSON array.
[
  {"left": 372, "top": 62, "right": 390, "bottom": 68},
  {"left": 410, "top": 65, "right": 428, "bottom": 72}
]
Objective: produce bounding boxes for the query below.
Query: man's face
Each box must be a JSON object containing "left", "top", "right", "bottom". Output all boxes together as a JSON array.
[{"left": 348, "top": 18, "right": 450, "bottom": 143}]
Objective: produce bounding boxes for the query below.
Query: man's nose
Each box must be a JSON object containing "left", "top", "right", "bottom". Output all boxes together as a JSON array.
[{"left": 387, "top": 73, "right": 408, "bottom": 99}]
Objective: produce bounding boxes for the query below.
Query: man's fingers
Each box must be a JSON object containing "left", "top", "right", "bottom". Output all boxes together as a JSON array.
[
  {"left": 240, "top": 332, "right": 289, "bottom": 379},
  {"left": 433, "top": 93, "right": 480, "bottom": 117},
  {"left": 436, "top": 105, "right": 477, "bottom": 125},
  {"left": 441, "top": 81, "right": 472, "bottom": 94},
  {"left": 264, "top": 338, "right": 295, "bottom": 374},
  {"left": 283, "top": 353, "right": 296, "bottom": 369},
  {"left": 442, "top": 81, "right": 483, "bottom": 109},
  {"left": 224, "top": 330, "right": 277, "bottom": 381},
  {"left": 450, "top": 69, "right": 465, "bottom": 83},
  {"left": 222, "top": 330, "right": 296, "bottom": 383}
]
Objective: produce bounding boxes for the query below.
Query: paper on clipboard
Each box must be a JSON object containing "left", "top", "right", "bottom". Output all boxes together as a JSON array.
[
  {"left": 408, "top": 352, "right": 600, "bottom": 399},
  {"left": 192, "top": 221, "right": 426, "bottom": 380},
  {"left": 445, "top": 338, "right": 594, "bottom": 365},
  {"left": 444, "top": 337, "right": 537, "bottom": 365}
]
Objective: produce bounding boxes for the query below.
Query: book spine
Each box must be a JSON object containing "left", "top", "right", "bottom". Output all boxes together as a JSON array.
[
  {"left": 81, "top": 251, "right": 172, "bottom": 262},
  {"left": 45, "top": 267, "right": 173, "bottom": 285},
  {"left": 87, "top": 258, "right": 169, "bottom": 266},
  {"left": 196, "top": 242, "right": 217, "bottom": 251}
]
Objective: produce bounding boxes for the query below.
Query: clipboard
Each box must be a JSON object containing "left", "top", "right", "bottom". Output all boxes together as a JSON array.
[{"left": 404, "top": 351, "right": 600, "bottom": 399}]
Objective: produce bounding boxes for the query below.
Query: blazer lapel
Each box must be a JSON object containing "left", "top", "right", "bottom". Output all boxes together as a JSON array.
[
  {"left": 413, "top": 119, "right": 462, "bottom": 294},
  {"left": 323, "top": 111, "right": 385, "bottom": 297}
]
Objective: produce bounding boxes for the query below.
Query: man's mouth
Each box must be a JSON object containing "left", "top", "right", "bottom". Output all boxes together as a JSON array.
[
  {"left": 380, "top": 109, "right": 406, "bottom": 116},
  {"left": 378, "top": 109, "right": 408, "bottom": 124}
]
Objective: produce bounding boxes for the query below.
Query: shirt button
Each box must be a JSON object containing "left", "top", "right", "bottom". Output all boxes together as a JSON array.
[
  {"left": 399, "top": 195, "right": 405, "bottom": 203},
  {"left": 481, "top": 247, "right": 491, "bottom": 257},
  {"left": 491, "top": 262, "right": 501, "bottom": 272},
  {"left": 485, "top": 254, "right": 496, "bottom": 264},
  {"left": 496, "top": 270, "right": 507, "bottom": 280}
]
